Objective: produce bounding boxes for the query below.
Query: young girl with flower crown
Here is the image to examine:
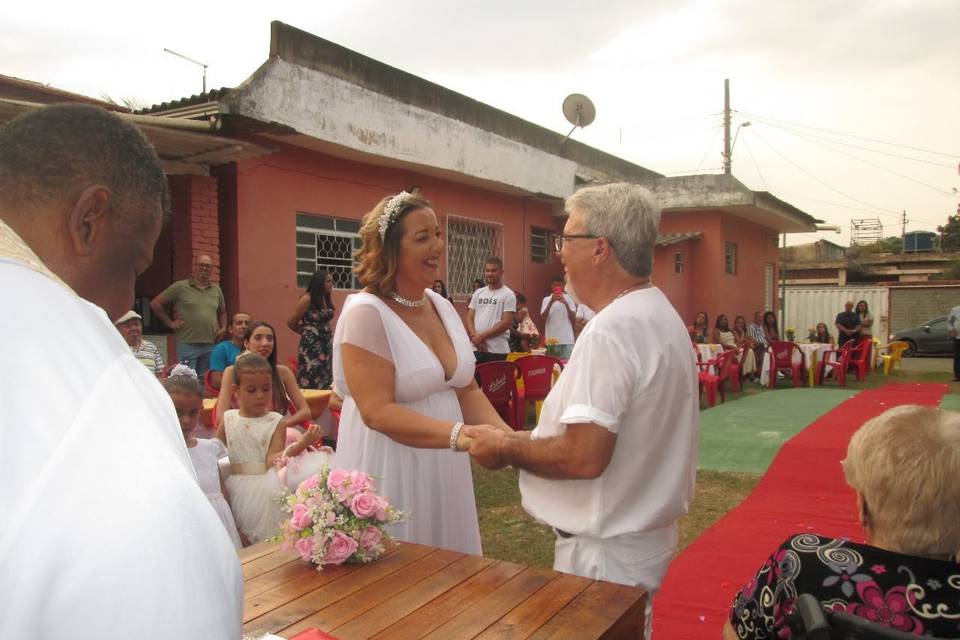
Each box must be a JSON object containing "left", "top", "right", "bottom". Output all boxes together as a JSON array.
[
  {"left": 217, "top": 353, "right": 329, "bottom": 544},
  {"left": 163, "top": 365, "right": 242, "bottom": 550}
]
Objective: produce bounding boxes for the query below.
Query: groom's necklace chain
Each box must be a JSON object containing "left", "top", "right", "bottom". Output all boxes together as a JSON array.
[{"left": 614, "top": 280, "right": 650, "bottom": 300}]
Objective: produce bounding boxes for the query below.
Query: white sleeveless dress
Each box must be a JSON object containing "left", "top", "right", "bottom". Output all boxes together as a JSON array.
[
  {"left": 188, "top": 438, "right": 242, "bottom": 550},
  {"left": 223, "top": 410, "right": 286, "bottom": 544},
  {"left": 333, "top": 289, "right": 482, "bottom": 555}
]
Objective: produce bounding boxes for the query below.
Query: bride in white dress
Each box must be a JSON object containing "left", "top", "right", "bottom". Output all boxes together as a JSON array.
[{"left": 332, "top": 191, "right": 512, "bottom": 555}]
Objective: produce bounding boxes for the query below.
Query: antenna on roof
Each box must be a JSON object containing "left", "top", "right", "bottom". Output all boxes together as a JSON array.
[
  {"left": 163, "top": 48, "right": 208, "bottom": 94},
  {"left": 560, "top": 94, "right": 596, "bottom": 146}
]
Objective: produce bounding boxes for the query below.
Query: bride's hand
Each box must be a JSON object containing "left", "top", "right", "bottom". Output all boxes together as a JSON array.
[{"left": 455, "top": 430, "right": 474, "bottom": 452}]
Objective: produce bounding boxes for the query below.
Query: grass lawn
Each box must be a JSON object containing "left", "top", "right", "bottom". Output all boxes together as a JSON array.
[{"left": 473, "top": 367, "right": 954, "bottom": 567}]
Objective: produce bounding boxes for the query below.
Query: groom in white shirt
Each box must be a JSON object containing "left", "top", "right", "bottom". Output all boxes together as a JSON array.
[
  {"left": 0, "top": 104, "right": 242, "bottom": 638},
  {"left": 466, "top": 183, "right": 699, "bottom": 639}
]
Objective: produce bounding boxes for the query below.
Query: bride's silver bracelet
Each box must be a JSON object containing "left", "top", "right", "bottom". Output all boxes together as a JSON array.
[{"left": 449, "top": 421, "right": 465, "bottom": 451}]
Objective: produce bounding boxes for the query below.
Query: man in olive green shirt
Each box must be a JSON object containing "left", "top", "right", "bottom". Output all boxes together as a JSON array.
[{"left": 150, "top": 254, "right": 226, "bottom": 377}]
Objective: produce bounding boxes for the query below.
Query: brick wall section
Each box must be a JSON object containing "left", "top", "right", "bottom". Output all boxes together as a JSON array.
[
  {"left": 889, "top": 285, "right": 960, "bottom": 333},
  {"left": 168, "top": 174, "right": 220, "bottom": 281}
]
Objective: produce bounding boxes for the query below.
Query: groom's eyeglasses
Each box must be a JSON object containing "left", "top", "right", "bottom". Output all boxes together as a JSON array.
[{"left": 553, "top": 234, "right": 599, "bottom": 252}]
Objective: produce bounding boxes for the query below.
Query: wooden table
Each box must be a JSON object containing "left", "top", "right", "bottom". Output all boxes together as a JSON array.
[
  {"left": 241, "top": 541, "right": 647, "bottom": 639},
  {"left": 202, "top": 389, "right": 332, "bottom": 428}
]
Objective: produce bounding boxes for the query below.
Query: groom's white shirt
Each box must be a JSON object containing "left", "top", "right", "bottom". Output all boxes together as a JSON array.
[{"left": 0, "top": 252, "right": 242, "bottom": 637}]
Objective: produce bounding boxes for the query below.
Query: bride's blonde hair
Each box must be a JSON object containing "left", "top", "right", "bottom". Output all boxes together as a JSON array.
[{"left": 354, "top": 193, "right": 432, "bottom": 297}]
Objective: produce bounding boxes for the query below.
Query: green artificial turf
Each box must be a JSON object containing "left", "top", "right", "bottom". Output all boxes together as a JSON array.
[{"left": 698, "top": 388, "right": 858, "bottom": 473}]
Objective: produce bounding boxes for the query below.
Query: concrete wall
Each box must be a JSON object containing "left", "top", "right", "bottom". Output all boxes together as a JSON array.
[
  {"left": 226, "top": 142, "right": 562, "bottom": 365},
  {"left": 656, "top": 209, "right": 779, "bottom": 327},
  {"left": 889, "top": 285, "right": 960, "bottom": 334}
]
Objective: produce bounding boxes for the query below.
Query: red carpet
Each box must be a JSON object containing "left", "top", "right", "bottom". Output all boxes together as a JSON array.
[{"left": 653, "top": 383, "right": 947, "bottom": 639}]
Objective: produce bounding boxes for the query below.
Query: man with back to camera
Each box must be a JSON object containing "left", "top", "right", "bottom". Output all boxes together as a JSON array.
[
  {"left": 465, "top": 183, "right": 699, "bottom": 640},
  {"left": 466, "top": 256, "right": 516, "bottom": 362},
  {"left": 0, "top": 104, "right": 242, "bottom": 638}
]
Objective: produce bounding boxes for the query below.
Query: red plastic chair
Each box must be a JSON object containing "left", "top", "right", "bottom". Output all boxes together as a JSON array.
[
  {"left": 846, "top": 337, "right": 873, "bottom": 382},
  {"left": 728, "top": 345, "right": 751, "bottom": 393},
  {"left": 475, "top": 361, "right": 521, "bottom": 430},
  {"left": 817, "top": 341, "right": 854, "bottom": 387},
  {"left": 515, "top": 355, "right": 565, "bottom": 427},
  {"left": 766, "top": 341, "right": 805, "bottom": 388},
  {"left": 698, "top": 349, "right": 737, "bottom": 407},
  {"left": 203, "top": 370, "right": 220, "bottom": 397}
]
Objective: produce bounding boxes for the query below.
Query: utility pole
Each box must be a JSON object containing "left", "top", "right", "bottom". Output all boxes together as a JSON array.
[
  {"left": 901, "top": 210, "right": 908, "bottom": 254},
  {"left": 722, "top": 79, "right": 731, "bottom": 175}
]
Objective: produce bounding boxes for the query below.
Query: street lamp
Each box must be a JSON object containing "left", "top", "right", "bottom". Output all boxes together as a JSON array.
[{"left": 731, "top": 121, "right": 752, "bottom": 152}]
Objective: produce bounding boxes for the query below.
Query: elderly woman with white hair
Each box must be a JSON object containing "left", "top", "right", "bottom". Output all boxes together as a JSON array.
[{"left": 725, "top": 405, "right": 960, "bottom": 639}]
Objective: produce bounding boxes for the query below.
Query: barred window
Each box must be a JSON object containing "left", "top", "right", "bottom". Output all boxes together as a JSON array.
[
  {"left": 447, "top": 215, "right": 503, "bottom": 297},
  {"left": 674, "top": 251, "right": 685, "bottom": 274},
  {"left": 296, "top": 213, "right": 362, "bottom": 289},
  {"left": 725, "top": 242, "right": 738, "bottom": 275},
  {"left": 530, "top": 226, "right": 552, "bottom": 264}
]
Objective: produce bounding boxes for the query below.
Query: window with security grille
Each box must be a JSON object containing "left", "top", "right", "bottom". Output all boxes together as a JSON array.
[
  {"left": 674, "top": 251, "right": 685, "bottom": 274},
  {"left": 530, "top": 226, "right": 552, "bottom": 264},
  {"left": 447, "top": 216, "right": 503, "bottom": 297},
  {"left": 725, "top": 242, "right": 738, "bottom": 275},
  {"left": 295, "top": 213, "right": 362, "bottom": 289}
]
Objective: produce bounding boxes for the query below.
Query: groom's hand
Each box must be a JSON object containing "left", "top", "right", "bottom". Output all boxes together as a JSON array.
[{"left": 464, "top": 424, "right": 507, "bottom": 469}]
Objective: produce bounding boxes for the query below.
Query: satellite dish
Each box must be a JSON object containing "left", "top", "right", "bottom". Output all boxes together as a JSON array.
[{"left": 560, "top": 93, "right": 596, "bottom": 144}]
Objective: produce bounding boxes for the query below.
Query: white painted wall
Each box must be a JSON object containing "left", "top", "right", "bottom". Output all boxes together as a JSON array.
[
  {"left": 781, "top": 287, "right": 890, "bottom": 342},
  {"left": 229, "top": 59, "right": 578, "bottom": 199}
]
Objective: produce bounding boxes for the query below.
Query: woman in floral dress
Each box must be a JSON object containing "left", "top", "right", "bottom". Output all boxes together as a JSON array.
[{"left": 288, "top": 270, "right": 335, "bottom": 389}]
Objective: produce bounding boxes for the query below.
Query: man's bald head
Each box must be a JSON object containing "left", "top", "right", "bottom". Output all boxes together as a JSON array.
[{"left": 0, "top": 104, "right": 169, "bottom": 318}]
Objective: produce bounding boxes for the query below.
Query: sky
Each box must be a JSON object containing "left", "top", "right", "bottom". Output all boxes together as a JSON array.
[{"left": 3, "top": 0, "right": 958, "bottom": 246}]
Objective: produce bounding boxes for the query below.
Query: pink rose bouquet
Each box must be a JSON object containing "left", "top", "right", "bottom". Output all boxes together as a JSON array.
[{"left": 276, "top": 466, "right": 404, "bottom": 569}]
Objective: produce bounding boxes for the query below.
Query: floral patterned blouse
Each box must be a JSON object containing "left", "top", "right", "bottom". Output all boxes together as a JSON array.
[{"left": 730, "top": 534, "right": 960, "bottom": 638}]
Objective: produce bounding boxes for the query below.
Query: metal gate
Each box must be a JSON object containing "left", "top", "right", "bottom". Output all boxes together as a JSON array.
[{"left": 782, "top": 286, "right": 889, "bottom": 342}]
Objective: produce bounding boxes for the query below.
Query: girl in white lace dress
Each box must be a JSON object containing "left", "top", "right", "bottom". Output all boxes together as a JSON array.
[
  {"left": 162, "top": 367, "right": 242, "bottom": 550},
  {"left": 333, "top": 192, "right": 513, "bottom": 555},
  {"left": 217, "top": 354, "right": 323, "bottom": 544}
]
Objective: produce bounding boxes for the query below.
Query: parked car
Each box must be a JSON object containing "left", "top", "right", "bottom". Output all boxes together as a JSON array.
[{"left": 892, "top": 315, "right": 951, "bottom": 356}]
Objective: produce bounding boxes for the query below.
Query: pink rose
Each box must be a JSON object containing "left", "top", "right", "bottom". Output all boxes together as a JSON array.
[
  {"left": 323, "top": 531, "right": 359, "bottom": 565},
  {"left": 350, "top": 492, "right": 378, "bottom": 518},
  {"left": 290, "top": 503, "right": 312, "bottom": 531},
  {"left": 359, "top": 526, "right": 383, "bottom": 552},
  {"left": 299, "top": 474, "right": 320, "bottom": 492},
  {"left": 327, "top": 469, "right": 350, "bottom": 499},
  {"left": 372, "top": 494, "right": 390, "bottom": 521},
  {"left": 349, "top": 471, "right": 372, "bottom": 494},
  {"left": 294, "top": 537, "right": 314, "bottom": 561}
]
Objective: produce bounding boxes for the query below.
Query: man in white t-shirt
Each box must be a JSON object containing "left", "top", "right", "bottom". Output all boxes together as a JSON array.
[
  {"left": 540, "top": 275, "right": 577, "bottom": 359},
  {"left": 0, "top": 105, "right": 242, "bottom": 638},
  {"left": 466, "top": 183, "right": 698, "bottom": 639},
  {"left": 466, "top": 256, "right": 516, "bottom": 362}
]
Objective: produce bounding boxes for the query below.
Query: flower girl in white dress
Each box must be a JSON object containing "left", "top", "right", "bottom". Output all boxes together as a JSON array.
[
  {"left": 162, "top": 366, "right": 242, "bottom": 550},
  {"left": 217, "top": 353, "right": 326, "bottom": 544}
]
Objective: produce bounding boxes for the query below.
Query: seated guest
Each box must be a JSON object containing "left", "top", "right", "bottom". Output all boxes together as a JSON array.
[
  {"left": 711, "top": 314, "right": 737, "bottom": 350},
  {"left": 813, "top": 322, "right": 833, "bottom": 345},
  {"left": 208, "top": 311, "right": 251, "bottom": 390},
  {"left": 725, "top": 405, "right": 960, "bottom": 639},
  {"left": 115, "top": 310, "right": 164, "bottom": 377},
  {"left": 690, "top": 311, "right": 709, "bottom": 344},
  {"left": 732, "top": 315, "right": 757, "bottom": 377},
  {"left": 762, "top": 310, "right": 780, "bottom": 345}
]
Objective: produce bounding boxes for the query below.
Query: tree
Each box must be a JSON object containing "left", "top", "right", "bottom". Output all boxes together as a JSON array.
[
  {"left": 852, "top": 236, "right": 903, "bottom": 255},
  {"left": 938, "top": 213, "right": 960, "bottom": 252}
]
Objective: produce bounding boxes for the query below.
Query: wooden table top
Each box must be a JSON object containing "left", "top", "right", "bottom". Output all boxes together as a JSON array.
[{"left": 241, "top": 541, "right": 646, "bottom": 640}]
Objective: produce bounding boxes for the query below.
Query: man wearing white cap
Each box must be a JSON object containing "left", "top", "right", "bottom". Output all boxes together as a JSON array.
[{"left": 115, "top": 310, "right": 164, "bottom": 377}]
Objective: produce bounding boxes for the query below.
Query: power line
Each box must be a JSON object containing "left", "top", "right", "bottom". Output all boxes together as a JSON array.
[
  {"left": 695, "top": 125, "right": 721, "bottom": 172},
  {"left": 737, "top": 110, "right": 960, "bottom": 159},
  {"left": 756, "top": 121, "right": 955, "bottom": 196},
  {"left": 749, "top": 128, "right": 901, "bottom": 217},
  {"left": 740, "top": 131, "right": 768, "bottom": 191},
  {"left": 746, "top": 115, "right": 956, "bottom": 169},
  {"left": 779, "top": 193, "right": 945, "bottom": 227}
]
